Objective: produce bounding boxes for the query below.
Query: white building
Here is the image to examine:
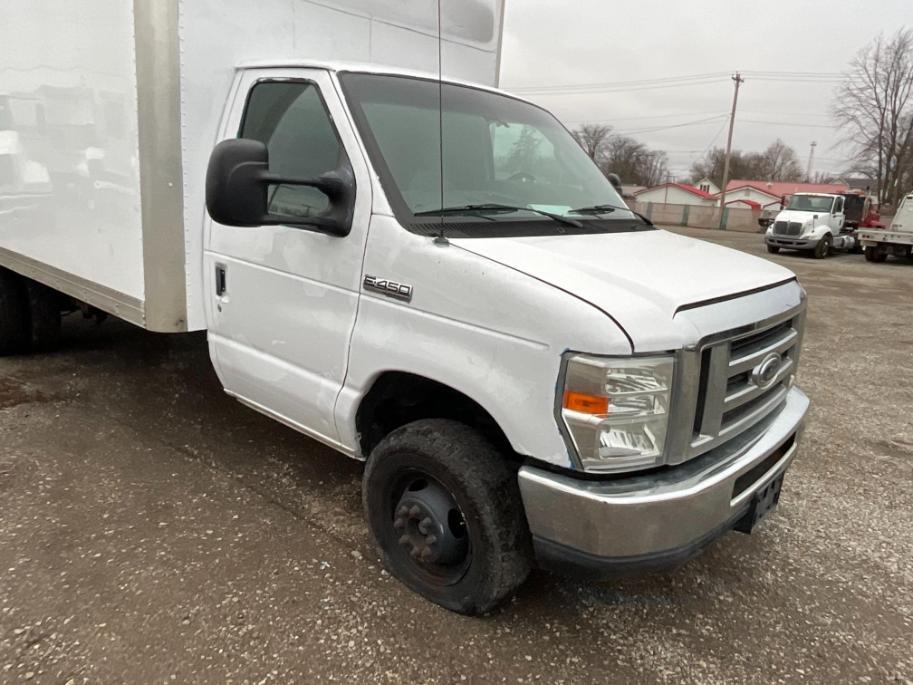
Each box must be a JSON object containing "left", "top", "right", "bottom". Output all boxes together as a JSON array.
[
  {"left": 696, "top": 177, "right": 720, "bottom": 195},
  {"left": 721, "top": 184, "right": 783, "bottom": 209},
  {"left": 634, "top": 183, "right": 716, "bottom": 207}
]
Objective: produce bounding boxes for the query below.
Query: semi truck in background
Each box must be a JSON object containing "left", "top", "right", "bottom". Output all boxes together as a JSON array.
[
  {"left": 0, "top": 0, "right": 809, "bottom": 614},
  {"left": 764, "top": 191, "right": 877, "bottom": 258},
  {"left": 858, "top": 191, "right": 913, "bottom": 262}
]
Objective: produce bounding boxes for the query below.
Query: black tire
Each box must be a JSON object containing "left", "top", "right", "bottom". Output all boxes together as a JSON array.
[
  {"left": 766, "top": 244, "right": 780, "bottom": 254},
  {"left": 813, "top": 234, "right": 832, "bottom": 259},
  {"left": 0, "top": 268, "right": 29, "bottom": 356},
  {"left": 25, "top": 281, "right": 62, "bottom": 352},
  {"left": 865, "top": 245, "right": 887, "bottom": 263},
  {"left": 363, "top": 419, "right": 531, "bottom": 614}
]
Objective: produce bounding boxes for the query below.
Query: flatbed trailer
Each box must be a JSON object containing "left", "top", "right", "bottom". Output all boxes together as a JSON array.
[{"left": 858, "top": 192, "right": 913, "bottom": 262}]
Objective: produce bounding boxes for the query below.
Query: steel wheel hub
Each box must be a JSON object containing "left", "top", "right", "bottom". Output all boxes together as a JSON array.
[{"left": 393, "top": 478, "right": 467, "bottom": 566}]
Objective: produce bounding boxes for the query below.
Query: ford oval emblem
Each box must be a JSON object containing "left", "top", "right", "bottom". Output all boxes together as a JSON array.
[{"left": 751, "top": 352, "right": 783, "bottom": 390}]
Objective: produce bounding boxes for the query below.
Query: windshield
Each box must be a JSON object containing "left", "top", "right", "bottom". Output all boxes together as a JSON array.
[
  {"left": 787, "top": 195, "right": 835, "bottom": 212},
  {"left": 339, "top": 73, "right": 637, "bottom": 235}
]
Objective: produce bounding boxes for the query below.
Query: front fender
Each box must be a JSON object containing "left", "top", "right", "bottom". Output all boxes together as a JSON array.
[
  {"left": 801, "top": 226, "right": 831, "bottom": 241},
  {"left": 334, "top": 215, "right": 632, "bottom": 468}
]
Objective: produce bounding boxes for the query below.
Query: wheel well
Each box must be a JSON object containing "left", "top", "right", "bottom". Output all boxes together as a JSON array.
[{"left": 356, "top": 372, "right": 515, "bottom": 460}]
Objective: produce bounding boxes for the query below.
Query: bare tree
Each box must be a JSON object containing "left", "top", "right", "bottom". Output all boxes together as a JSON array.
[
  {"left": 834, "top": 29, "right": 913, "bottom": 205},
  {"left": 691, "top": 140, "right": 803, "bottom": 187},
  {"left": 691, "top": 148, "right": 752, "bottom": 187},
  {"left": 573, "top": 125, "right": 669, "bottom": 186},
  {"left": 572, "top": 124, "right": 612, "bottom": 162},
  {"left": 599, "top": 135, "right": 669, "bottom": 186},
  {"left": 755, "top": 139, "right": 803, "bottom": 181}
]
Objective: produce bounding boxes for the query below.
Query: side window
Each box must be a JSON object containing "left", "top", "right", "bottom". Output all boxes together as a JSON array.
[
  {"left": 240, "top": 81, "right": 349, "bottom": 220},
  {"left": 834, "top": 197, "right": 844, "bottom": 213}
]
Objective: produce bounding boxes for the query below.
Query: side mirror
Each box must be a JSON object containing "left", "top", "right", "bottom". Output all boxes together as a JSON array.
[{"left": 205, "top": 138, "right": 354, "bottom": 236}]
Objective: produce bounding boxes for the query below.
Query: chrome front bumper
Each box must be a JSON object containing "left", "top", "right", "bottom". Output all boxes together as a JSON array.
[
  {"left": 518, "top": 387, "right": 809, "bottom": 575},
  {"left": 767, "top": 235, "right": 817, "bottom": 249}
]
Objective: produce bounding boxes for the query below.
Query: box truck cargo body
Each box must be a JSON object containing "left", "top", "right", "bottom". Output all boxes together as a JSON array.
[
  {"left": 0, "top": 1, "right": 811, "bottom": 614},
  {"left": 0, "top": 0, "right": 504, "bottom": 330}
]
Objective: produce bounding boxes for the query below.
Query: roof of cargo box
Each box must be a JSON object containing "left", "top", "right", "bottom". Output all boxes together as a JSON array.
[{"left": 237, "top": 59, "right": 518, "bottom": 99}]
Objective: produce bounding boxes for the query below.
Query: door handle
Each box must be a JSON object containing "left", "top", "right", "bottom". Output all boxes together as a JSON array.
[{"left": 215, "top": 264, "right": 227, "bottom": 297}]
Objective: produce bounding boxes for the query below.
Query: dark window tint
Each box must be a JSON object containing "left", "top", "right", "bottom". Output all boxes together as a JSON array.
[{"left": 240, "top": 81, "right": 349, "bottom": 220}]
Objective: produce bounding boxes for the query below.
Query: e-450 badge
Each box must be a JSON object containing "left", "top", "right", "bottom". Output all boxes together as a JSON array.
[{"left": 363, "top": 275, "right": 413, "bottom": 302}]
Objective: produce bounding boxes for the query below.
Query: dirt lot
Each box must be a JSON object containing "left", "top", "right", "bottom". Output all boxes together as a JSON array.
[{"left": 1, "top": 227, "right": 911, "bottom": 684}]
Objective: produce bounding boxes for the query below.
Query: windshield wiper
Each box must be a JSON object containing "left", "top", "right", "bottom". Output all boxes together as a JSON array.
[
  {"left": 415, "top": 203, "right": 583, "bottom": 228},
  {"left": 569, "top": 203, "right": 654, "bottom": 227}
]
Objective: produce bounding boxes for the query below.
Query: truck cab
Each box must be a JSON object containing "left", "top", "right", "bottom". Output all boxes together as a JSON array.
[
  {"left": 765, "top": 192, "right": 854, "bottom": 258},
  {"left": 202, "top": 61, "right": 809, "bottom": 612}
]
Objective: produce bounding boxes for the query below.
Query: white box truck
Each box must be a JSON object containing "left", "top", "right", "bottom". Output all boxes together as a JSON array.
[{"left": 0, "top": 0, "right": 809, "bottom": 614}]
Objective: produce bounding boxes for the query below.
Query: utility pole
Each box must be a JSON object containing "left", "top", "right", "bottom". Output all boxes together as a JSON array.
[
  {"left": 806, "top": 141, "right": 817, "bottom": 182},
  {"left": 717, "top": 72, "right": 744, "bottom": 228}
]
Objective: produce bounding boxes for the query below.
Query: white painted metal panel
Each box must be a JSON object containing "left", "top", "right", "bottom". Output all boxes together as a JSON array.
[
  {"left": 0, "top": 0, "right": 144, "bottom": 305},
  {"left": 337, "top": 215, "right": 631, "bottom": 462},
  {"left": 203, "top": 67, "right": 374, "bottom": 450},
  {"left": 177, "top": 0, "right": 504, "bottom": 331},
  {"left": 1, "top": 0, "right": 505, "bottom": 331}
]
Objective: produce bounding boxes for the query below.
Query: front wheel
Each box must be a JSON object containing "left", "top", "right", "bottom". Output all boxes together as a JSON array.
[
  {"left": 363, "top": 419, "right": 531, "bottom": 614},
  {"left": 766, "top": 244, "right": 780, "bottom": 254},
  {"left": 813, "top": 234, "right": 832, "bottom": 259}
]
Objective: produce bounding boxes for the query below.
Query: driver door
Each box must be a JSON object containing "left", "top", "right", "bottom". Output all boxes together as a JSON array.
[
  {"left": 204, "top": 68, "right": 371, "bottom": 450},
  {"left": 831, "top": 195, "right": 845, "bottom": 231}
]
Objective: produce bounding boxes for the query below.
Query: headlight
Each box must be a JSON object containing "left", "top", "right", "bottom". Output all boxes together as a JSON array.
[{"left": 560, "top": 355, "right": 673, "bottom": 473}]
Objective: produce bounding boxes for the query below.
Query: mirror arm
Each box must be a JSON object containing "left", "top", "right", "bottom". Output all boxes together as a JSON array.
[
  {"left": 255, "top": 168, "right": 354, "bottom": 237},
  {"left": 260, "top": 171, "right": 351, "bottom": 203}
]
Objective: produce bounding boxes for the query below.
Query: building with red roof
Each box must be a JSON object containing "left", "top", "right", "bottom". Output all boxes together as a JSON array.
[
  {"left": 720, "top": 179, "right": 849, "bottom": 209},
  {"left": 634, "top": 179, "right": 852, "bottom": 211},
  {"left": 633, "top": 182, "right": 717, "bottom": 207}
]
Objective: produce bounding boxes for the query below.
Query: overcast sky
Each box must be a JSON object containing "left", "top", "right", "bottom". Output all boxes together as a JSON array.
[{"left": 499, "top": 0, "right": 911, "bottom": 181}]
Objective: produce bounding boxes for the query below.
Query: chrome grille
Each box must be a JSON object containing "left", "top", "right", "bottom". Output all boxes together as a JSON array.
[
  {"left": 688, "top": 310, "right": 804, "bottom": 457},
  {"left": 773, "top": 221, "right": 802, "bottom": 236}
]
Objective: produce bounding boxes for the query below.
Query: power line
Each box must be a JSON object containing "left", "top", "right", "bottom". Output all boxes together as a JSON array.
[
  {"left": 504, "top": 70, "right": 844, "bottom": 95},
  {"left": 517, "top": 80, "right": 731, "bottom": 95},
  {"left": 615, "top": 114, "right": 728, "bottom": 135},
  {"left": 748, "top": 77, "right": 842, "bottom": 83},
  {"left": 505, "top": 72, "right": 731, "bottom": 94},
  {"left": 739, "top": 118, "right": 836, "bottom": 129},
  {"left": 740, "top": 109, "right": 831, "bottom": 118},
  {"left": 740, "top": 70, "right": 842, "bottom": 77},
  {"left": 562, "top": 109, "right": 725, "bottom": 125},
  {"left": 505, "top": 71, "right": 729, "bottom": 89}
]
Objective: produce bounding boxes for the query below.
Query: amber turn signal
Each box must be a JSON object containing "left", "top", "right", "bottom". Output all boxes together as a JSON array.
[{"left": 563, "top": 390, "right": 609, "bottom": 415}]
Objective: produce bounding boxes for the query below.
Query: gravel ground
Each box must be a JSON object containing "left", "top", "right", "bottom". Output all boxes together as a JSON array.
[{"left": 1, "top": 227, "right": 911, "bottom": 684}]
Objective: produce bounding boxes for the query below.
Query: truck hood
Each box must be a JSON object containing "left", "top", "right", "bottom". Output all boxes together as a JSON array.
[
  {"left": 774, "top": 210, "right": 818, "bottom": 225},
  {"left": 452, "top": 229, "right": 795, "bottom": 352}
]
